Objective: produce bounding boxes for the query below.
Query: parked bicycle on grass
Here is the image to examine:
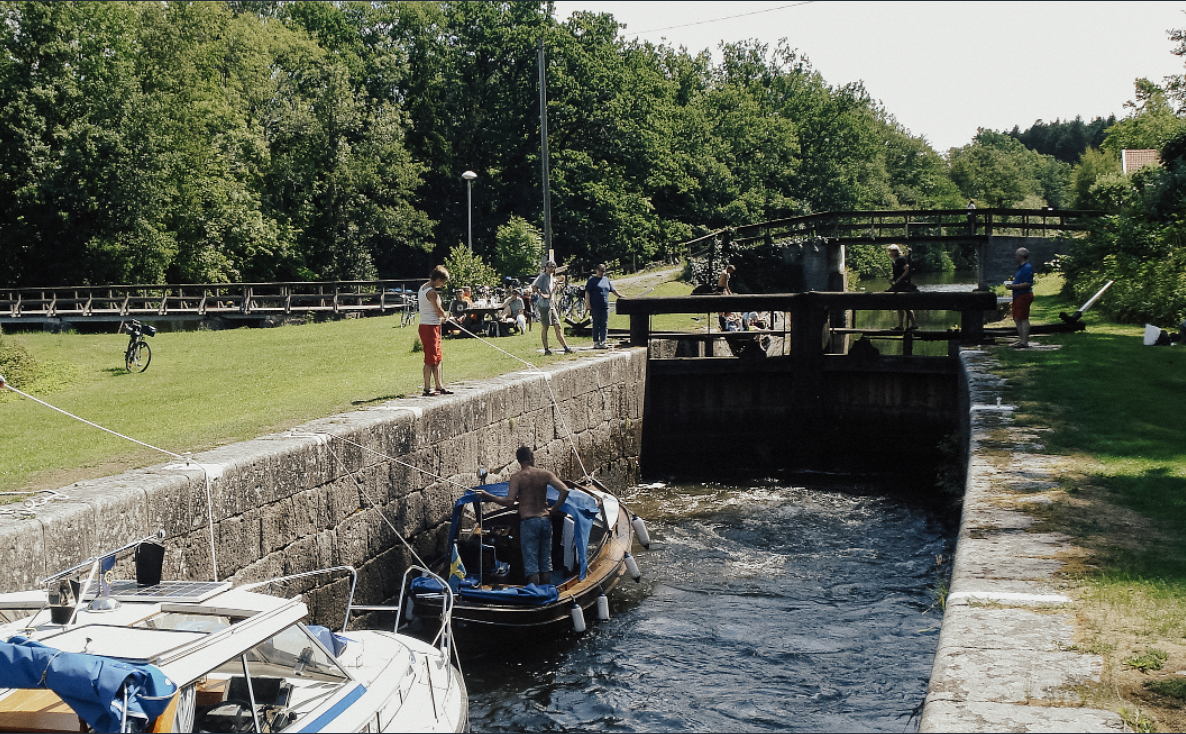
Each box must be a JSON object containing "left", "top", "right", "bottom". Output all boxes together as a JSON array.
[{"left": 122, "top": 319, "right": 155, "bottom": 373}]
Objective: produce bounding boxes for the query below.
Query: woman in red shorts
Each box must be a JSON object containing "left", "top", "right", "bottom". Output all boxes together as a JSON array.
[{"left": 418, "top": 265, "right": 455, "bottom": 395}]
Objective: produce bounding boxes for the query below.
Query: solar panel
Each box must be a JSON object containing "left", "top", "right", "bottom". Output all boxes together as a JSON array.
[{"left": 82, "top": 580, "right": 232, "bottom": 603}]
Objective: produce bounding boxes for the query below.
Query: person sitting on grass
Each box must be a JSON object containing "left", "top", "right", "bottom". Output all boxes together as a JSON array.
[{"left": 500, "top": 289, "right": 527, "bottom": 334}]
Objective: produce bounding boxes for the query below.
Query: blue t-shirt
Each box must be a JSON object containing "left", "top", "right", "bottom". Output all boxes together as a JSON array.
[
  {"left": 585, "top": 275, "right": 615, "bottom": 311},
  {"left": 1012, "top": 262, "right": 1034, "bottom": 294}
]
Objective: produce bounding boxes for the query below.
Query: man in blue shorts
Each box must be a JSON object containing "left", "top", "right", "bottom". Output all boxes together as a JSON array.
[{"left": 477, "top": 446, "right": 571, "bottom": 585}]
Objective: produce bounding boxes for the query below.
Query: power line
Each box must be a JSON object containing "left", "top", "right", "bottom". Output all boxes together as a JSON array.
[{"left": 632, "top": 2, "right": 814, "bottom": 36}]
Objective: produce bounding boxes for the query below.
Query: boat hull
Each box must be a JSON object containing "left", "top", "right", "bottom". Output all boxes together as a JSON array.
[{"left": 413, "top": 490, "right": 635, "bottom": 631}]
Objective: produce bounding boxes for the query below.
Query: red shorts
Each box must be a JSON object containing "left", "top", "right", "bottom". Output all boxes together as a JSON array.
[
  {"left": 1011, "top": 291, "right": 1034, "bottom": 321},
  {"left": 418, "top": 324, "right": 442, "bottom": 365}
]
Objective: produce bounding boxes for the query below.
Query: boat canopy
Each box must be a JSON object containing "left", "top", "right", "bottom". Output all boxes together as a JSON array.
[
  {"left": 449, "top": 482, "right": 601, "bottom": 579},
  {"left": 1, "top": 636, "right": 176, "bottom": 733}
]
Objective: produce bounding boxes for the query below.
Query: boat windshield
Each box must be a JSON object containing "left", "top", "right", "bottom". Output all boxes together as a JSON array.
[{"left": 187, "top": 624, "right": 353, "bottom": 733}]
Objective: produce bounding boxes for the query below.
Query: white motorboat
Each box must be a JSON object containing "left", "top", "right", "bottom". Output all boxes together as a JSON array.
[{"left": 0, "top": 533, "right": 467, "bottom": 733}]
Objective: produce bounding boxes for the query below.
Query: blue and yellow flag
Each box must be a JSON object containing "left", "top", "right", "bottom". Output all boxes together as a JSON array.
[{"left": 448, "top": 544, "right": 466, "bottom": 591}]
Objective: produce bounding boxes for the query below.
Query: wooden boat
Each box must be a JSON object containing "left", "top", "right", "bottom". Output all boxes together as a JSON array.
[
  {"left": 0, "top": 533, "right": 467, "bottom": 733},
  {"left": 409, "top": 477, "right": 645, "bottom": 632}
]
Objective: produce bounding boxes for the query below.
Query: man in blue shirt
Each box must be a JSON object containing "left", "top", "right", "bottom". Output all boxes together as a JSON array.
[
  {"left": 1004, "top": 247, "right": 1035, "bottom": 348},
  {"left": 584, "top": 263, "right": 619, "bottom": 349}
]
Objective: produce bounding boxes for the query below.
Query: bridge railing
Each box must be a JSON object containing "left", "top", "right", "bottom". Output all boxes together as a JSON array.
[
  {"left": 0, "top": 279, "right": 425, "bottom": 320},
  {"left": 616, "top": 291, "right": 998, "bottom": 359},
  {"left": 685, "top": 208, "right": 1104, "bottom": 251}
]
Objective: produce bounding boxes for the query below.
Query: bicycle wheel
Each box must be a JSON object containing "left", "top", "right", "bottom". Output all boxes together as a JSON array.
[
  {"left": 126, "top": 340, "right": 151, "bottom": 372},
  {"left": 568, "top": 296, "right": 588, "bottom": 321}
]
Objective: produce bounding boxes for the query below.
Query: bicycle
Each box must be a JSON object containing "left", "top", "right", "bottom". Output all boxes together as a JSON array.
[
  {"left": 122, "top": 319, "right": 155, "bottom": 373},
  {"left": 558, "top": 282, "right": 588, "bottom": 322},
  {"left": 398, "top": 289, "right": 419, "bottom": 327}
]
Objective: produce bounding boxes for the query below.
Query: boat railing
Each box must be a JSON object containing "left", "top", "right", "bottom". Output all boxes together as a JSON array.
[{"left": 37, "top": 529, "right": 166, "bottom": 586}]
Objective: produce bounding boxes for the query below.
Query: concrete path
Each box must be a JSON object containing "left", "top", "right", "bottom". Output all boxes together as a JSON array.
[{"left": 920, "top": 347, "right": 1125, "bottom": 732}]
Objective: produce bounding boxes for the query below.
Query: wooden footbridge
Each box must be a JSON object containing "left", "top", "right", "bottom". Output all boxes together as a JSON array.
[
  {"left": 691, "top": 207, "right": 1101, "bottom": 246},
  {"left": 686, "top": 206, "right": 1102, "bottom": 291},
  {"left": 1, "top": 207, "right": 1101, "bottom": 331}
]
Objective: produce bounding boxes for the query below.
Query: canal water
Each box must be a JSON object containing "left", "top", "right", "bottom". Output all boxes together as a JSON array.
[
  {"left": 850, "top": 270, "right": 979, "bottom": 356},
  {"left": 463, "top": 480, "right": 955, "bottom": 732}
]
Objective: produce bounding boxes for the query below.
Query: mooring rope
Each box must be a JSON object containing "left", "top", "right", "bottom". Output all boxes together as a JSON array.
[
  {"left": 315, "top": 437, "right": 433, "bottom": 570},
  {"left": 443, "top": 319, "right": 591, "bottom": 481},
  {"left": 2, "top": 374, "right": 221, "bottom": 582}
]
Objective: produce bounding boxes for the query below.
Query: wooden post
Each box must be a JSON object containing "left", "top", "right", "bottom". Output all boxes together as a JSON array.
[
  {"left": 961, "top": 308, "right": 985, "bottom": 345},
  {"left": 630, "top": 311, "right": 649, "bottom": 349}
]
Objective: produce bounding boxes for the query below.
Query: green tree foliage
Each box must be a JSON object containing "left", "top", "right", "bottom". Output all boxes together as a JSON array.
[
  {"left": 495, "top": 217, "right": 545, "bottom": 277},
  {"left": 1063, "top": 122, "right": 1186, "bottom": 325},
  {"left": 1006, "top": 115, "right": 1115, "bottom": 163},
  {"left": 0, "top": 1, "right": 974, "bottom": 289},
  {"left": 1101, "top": 79, "right": 1186, "bottom": 154},
  {"left": 442, "top": 244, "right": 499, "bottom": 294},
  {"left": 948, "top": 130, "right": 1072, "bottom": 208},
  {"left": 1072, "top": 147, "right": 1123, "bottom": 210}
]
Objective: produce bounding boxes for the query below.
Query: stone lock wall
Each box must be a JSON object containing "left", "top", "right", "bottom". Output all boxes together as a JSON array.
[{"left": 0, "top": 349, "right": 646, "bottom": 625}]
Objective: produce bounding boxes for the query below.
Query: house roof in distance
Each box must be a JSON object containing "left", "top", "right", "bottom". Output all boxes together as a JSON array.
[{"left": 1122, "top": 149, "right": 1160, "bottom": 175}]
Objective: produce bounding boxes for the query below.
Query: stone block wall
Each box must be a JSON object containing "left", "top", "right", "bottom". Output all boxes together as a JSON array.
[{"left": 0, "top": 349, "right": 645, "bottom": 625}]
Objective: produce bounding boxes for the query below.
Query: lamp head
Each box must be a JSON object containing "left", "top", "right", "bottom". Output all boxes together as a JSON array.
[{"left": 462, "top": 170, "right": 478, "bottom": 181}]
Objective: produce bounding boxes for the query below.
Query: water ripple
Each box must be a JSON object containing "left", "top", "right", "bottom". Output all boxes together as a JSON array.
[{"left": 464, "top": 481, "right": 953, "bottom": 732}]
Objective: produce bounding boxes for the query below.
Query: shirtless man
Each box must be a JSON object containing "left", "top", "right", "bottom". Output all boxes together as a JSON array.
[{"left": 477, "top": 446, "right": 571, "bottom": 585}]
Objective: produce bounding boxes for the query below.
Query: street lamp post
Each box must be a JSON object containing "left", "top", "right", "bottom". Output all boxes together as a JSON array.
[{"left": 462, "top": 170, "right": 477, "bottom": 252}]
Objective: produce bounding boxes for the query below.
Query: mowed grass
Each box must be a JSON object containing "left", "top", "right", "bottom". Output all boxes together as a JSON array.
[
  {"left": 988, "top": 275, "right": 1186, "bottom": 728},
  {"left": 1, "top": 313, "right": 601, "bottom": 493},
  {"left": 991, "top": 277, "right": 1186, "bottom": 577}
]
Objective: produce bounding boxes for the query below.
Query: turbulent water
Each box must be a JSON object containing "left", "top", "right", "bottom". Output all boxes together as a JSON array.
[{"left": 463, "top": 480, "right": 954, "bottom": 732}]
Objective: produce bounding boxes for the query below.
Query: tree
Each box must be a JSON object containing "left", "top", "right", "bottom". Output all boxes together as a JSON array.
[
  {"left": 1101, "top": 79, "right": 1185, "bottom": 154},
  {"left": 947, "top": 130, "right": 1071, "bottom": 208},
  {"left": 442, "top": 243, "right": 499, "bottom": 293},
  {"left": 495, "top": 216, "right": 545, "bottom": 277}
]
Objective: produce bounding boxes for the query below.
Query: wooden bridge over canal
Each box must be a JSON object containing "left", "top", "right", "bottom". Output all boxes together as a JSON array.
[{"left": 684, "top": 207, "right": 1101, "bottom": 291}]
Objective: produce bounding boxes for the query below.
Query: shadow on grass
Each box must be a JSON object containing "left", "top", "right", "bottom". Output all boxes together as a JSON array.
[
  {"left": 998, "top": 332, "right": 1186, "bottom": 464},
  {"left": 1100, "top": 467, "right": 1186, "bottom": 580}
]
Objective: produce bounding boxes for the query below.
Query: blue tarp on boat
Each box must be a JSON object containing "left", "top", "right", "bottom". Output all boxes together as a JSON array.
[
  {"left": 1, "top": 636, "right": 177, "bottom": 733},
  {"left": 448, "top": 482, "right": 601, "bottom": 579},
  {"left": 458, "top": 583, "right": 559, "bottom": 606}
]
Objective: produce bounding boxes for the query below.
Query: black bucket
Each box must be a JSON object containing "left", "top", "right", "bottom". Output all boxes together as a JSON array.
[
  {"left": 135, "top": 542, "right": 165, "bottom": 587},
  {"left": 49, "top": 605, "right": 73, "bottom": 625}
]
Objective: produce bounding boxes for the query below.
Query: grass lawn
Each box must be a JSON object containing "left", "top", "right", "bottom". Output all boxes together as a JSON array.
[
  {"left": 987, "top": 276, "right": 1186, "bottom": 730},
  {"left": 1, "top": 311, "right": 607, "bottom": 494}
]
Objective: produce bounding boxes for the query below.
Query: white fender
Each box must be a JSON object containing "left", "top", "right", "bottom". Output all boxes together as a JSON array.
[
  {"left": 632, "top": 515, "right": 651, "bottom": 549},
  {"left": 596, "top": 594, "right": 610, "bottom": 621},
  {"left": 571, "top": 604, "right": 587, "bottom": 633},
  {"left": 625, "top": 553, "right": 641, "bottom": 582}
]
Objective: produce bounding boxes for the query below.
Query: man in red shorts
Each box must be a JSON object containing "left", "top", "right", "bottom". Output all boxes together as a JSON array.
[
  {"left": 1004, "top": 247, "right": 1035, "bottom": 348},
  {"left": 418, "top": 265, "right": 455, "bottom": 395}
]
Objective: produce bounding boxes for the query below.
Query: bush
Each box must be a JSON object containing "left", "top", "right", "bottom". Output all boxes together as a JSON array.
[
  {"left": 0, "top": 334, "right": 39, "bottom": 389},
  {"left": 0, "top": 334, "right": 82, "bottom": 398}
]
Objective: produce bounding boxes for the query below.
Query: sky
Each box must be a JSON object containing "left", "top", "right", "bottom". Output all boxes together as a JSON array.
[{"left": 552, "top": 1, "right": 1186, "bottom": 152}]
